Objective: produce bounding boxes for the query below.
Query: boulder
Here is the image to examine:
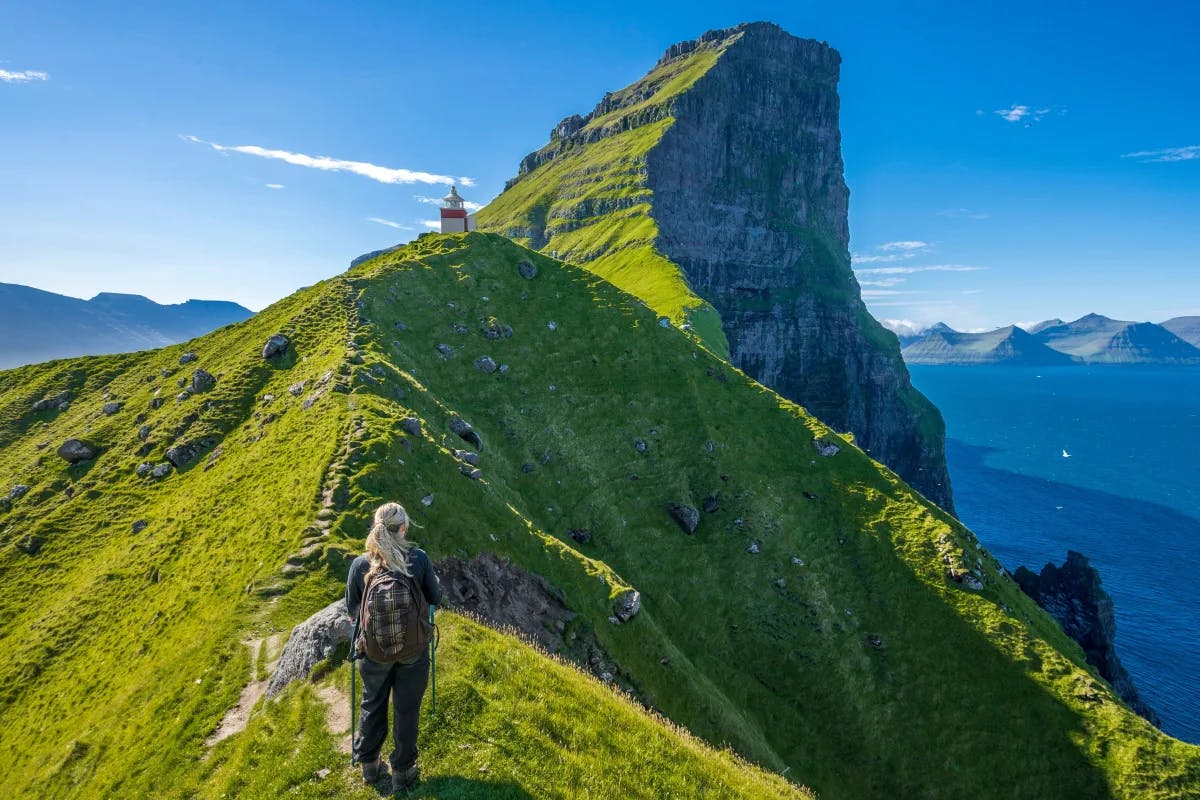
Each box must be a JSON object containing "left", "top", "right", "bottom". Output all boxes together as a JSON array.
[
  {"left": 150, "top": 397, "right": 164, "bottom": 409},
  {"left": 569, "top": 528, "right": 592, "bottom": 545},
  {"left": 265, "top": 599, "right": 353, "bottom": 699},
  {"left": 137, "top": 425, "right": 151, "bottom": 441},
  {"left": 634, "top": 438, "right": 649, "bottom": 454},
  {"left": 57, "top": 439, "right": 99, "bottom": 464},
  {"left": 165, "top": 438, "right": 214, "bottom": 469},
  {"left": 9, "top": 484, "right": 31, "bottom": 500},
  {"left": 33, "top": 391, "right": 70, "bottom": 412},
  {"left": 151, "top": 463, "right": 173, "bottom": 478},
  {"left": 288, "top": 381, "right": 306, "bottom": 397},
  {"left": 474, "top": 356, "right": 498, "bottom": 373},
  {"left": 668, "top": 503, "right": 700, "bottom": 534},
  {"left": 401, "top": 417, "right": 422, "bottom": 436},
  {"left": 453, "top": 449, "right": 479, "bottom": 466},
  {"left": 451, "top": 322, "right": 470, "bottom": 335},
  {"left": 191, "top": 369, "right": 217, "bottom": 393},
  {"left": 613, "top": 589, "right": 641, "bottom": 622},
  {"left": 459, "top": 466, "right": 483, "bottom": 480},
  {"left": 131, "top": 520, "right": 148, "bottom": 534},
  {"left": 102, "top": 402, "right": 122, "bottom": 415},
  {"left": 436, "top": 343, "right": 454, "bottom": 358},
  {"left": 518, "top": 260, "right": 538, "bottom": 280},
  {"left": 746, "top": 542, "right": 761, "bottom": 554},
  {"left": 178, "top": 352, "right": 198, "bottom": 365},
  {"left": 813, "top": 439, "right": 841, "bottom": 457},
  {"left": 702, "top": 495, "right": 720, "bottom": 513},
  {"left": 136, "top": 462, "right": 153, "bottom": 477},
  {"left": 262, "top": 333, "right": 290, "bottom": 359},
  {"left": 449, "top": 416, "right": 483, "bottom": 450}
]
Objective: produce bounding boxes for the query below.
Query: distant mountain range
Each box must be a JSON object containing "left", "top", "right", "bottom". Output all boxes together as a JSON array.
[
  {"left": 897, "top": 314, "right": 1200, "bottom": 365},
  {"left": 0, "top": 283, "right": 253, "bottom": 369}
]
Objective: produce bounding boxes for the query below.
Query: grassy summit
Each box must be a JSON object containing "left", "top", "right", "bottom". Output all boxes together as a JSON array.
[{"left": 1, "top": 233, "right": 1198, "bottom": 799}]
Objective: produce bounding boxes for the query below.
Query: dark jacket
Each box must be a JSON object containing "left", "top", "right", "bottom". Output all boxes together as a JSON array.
[{"left": 345, "top": 549, "right": 442, "bottom": 624}]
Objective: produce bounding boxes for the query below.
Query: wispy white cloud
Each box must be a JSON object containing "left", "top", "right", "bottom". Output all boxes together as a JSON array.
[
  {"left": 861, "top": 290, "right": 920, "bottom": 298},
  {"left": 961, "top": 289, "right": 985, "bottom": 295},
  {"left": 0, "top": 69, "right": 48, "bottom": 83},
  {"left": 368, "top": 217, "right": 416, "bottom": 231},
  {"left": 994, "top": 104, "right": 1060, "bottom": 125},
  {"left": 414, "top": 194, "right": 484, "bottom": 211},
  {"left": 859, "top": 278, "right": 907, "bottom": 288},
  {"left": 265, "top": 183, "right": 285, "bottom": 190},
  {"left": 878, "top": 240, "right": 929, "bottom": 252},
  {"left": 851, "top": 253, "right": 905, "bottom": 265},
  {"left": 182, "top": 135, "right": 473, "bottom": 186},
  {"left": 1122, "top": 145, "right": 1200, "bottom": 163},
  {"left": 937, "top": 207, "right": 990, "bottom": 220},
  {"left": 855, "top": 264, "right": 986, "bottom": 276},
  {"left": 421, "top": 220, "right": 441, "bottom": 230}
]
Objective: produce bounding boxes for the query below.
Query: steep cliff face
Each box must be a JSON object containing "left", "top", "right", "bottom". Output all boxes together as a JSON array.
[
  {"left": 479, "top": 22, "right": 954, "bottom": 510},
  {"left": 1014, "top": 551, "right": 1160, "bottom": 725}
]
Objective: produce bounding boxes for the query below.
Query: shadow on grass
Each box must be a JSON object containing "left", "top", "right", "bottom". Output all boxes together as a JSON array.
[{"left": 375, "top": 775, "right": 533, "bottom": 799}]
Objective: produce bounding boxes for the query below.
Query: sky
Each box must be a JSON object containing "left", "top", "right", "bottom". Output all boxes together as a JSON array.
[{"left": 2, "top": 0, "right": 1198, "bottom": 332}]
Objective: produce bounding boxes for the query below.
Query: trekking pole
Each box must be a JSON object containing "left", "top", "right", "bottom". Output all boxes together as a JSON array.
[
  {"left": 429, "top": 605, "right": 437, "bottom": 716},
  {"left": 349, "top": 653, "right": 358, "bottom": 765}
]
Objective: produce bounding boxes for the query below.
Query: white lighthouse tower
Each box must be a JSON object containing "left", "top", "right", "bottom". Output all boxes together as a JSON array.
[{"left": 439, "top": 186, "right": 477, "bottom": 234}]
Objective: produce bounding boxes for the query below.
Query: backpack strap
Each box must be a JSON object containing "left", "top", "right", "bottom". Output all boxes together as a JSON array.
[{"left": 349, "top": 570, "right": 373, "bottom": 661}]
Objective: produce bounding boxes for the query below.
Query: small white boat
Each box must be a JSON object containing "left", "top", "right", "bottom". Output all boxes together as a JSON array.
[{"left": 1062, "top": 449, "right": 1071, "bottom": 458}]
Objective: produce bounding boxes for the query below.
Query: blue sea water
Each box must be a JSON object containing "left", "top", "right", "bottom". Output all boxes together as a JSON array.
[{"left": 908, "top": 365, "right": 1200, "bottom": 744}]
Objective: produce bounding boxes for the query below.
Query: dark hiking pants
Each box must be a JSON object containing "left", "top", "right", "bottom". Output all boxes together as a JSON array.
[{"left": 353, "top": 652, "right": 430, "bottom": 770}]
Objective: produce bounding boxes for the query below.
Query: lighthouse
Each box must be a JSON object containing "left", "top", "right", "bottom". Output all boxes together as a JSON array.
[{"left": 439, "top": 185, "right": 477, "bottom": 234}]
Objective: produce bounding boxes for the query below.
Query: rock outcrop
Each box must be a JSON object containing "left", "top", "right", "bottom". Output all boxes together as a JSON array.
[
  {"left": 480, "top": 22, "right": 953, "bottom": 510},
  {"left": 1014, "top": 551, "right": 1160, "bottom": 725}
]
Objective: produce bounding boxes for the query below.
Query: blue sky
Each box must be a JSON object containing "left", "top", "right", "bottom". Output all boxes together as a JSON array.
[{"left": 2, "top": 0, "right": 1197, "bottom": 331}]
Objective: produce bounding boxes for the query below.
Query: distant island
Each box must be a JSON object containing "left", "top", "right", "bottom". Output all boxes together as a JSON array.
[
  {"left": 0, "top": 283, "right": 253, "bottom": 369},
  {"left": 897, "top": 314, "right": 1200, "bottom": 365}
]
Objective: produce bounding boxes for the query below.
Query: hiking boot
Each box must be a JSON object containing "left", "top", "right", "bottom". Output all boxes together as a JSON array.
[
  {"left": 392, "top": 764, "right": 419, "bottom": 793},
  {"left": 362, "top": 758, "right": 390, "bottom": 784}
]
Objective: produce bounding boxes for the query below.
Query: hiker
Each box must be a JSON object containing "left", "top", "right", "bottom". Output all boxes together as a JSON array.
[{"left": 346, "top": 501, "right": 442, "bottom": 792}]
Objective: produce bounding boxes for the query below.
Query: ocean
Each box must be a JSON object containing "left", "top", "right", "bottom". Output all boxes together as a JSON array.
[{"left": 908, "top": 365, "right": 1200, "bottom": 744}]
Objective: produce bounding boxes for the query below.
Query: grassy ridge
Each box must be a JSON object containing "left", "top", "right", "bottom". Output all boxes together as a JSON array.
[{"left": 1, "top": 233, "right": 1198, "bottom": 799}]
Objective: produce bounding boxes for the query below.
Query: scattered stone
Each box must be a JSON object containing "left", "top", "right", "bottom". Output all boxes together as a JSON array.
[
  {"left": 102, "top": 401, "right": 123, "bottom": 415},
  {"left": 314, "top": 768, "right": 331, "bottom": 780},
  {"left": 704, "top": 440, "right": 715, "bottom": 453},
  {"left": 436, "top": 343, "right": 454, "bottom": 358},
  {"left": 204, "top": 446, "right": 224, "bottom": 471},
  {"left": 160, "top": 368, "right": 172, "bottom": 378},
  {"left": 702, "top": 495, "right": 720, "bottom": 514},
  {"left": 634, "top": 438, "right": 648, "bottom": 454},
  {"left": 451, "top": 322, "right": 470, "bottom": 335},
  {"left": 660, "top": 656, "right": 670, "bottom": 666},
  {"left": 521, "top": 462, "right": 535, "bottom": 473},
  {"left": 657, "top": 316, "right": 671, "bottom": 328},
  {"left": 17, "top": 535, "right": 45, "bottom": 555},
  {"left": 136, "top": 462, "right": 153, "bottom": 477},
  {"left": 453, "top": 449, "right": 479, "bottom": 466},
  {"left": 569, "top": 528, "right": 591, "bottom": 545},
  {"left": 867, "top": 634, "right": 884, "bottom": 650},
  {"left": 600, "top": 671, "right": 614, "bottom": 683},
  {"left": 803, "top": 491, "right": 818, "bottom": 501},
  {"left": 547, "top": 321, "right": 557, "bottom": 331},
  {"left": 150, "top": 397, "right": 164, "bottom": 409},
  {"left": 261, "top": 333, "right": 290, "bottom": 359},
  {"left": 518, "top": 259, "right": 538, "bottom": 280},
  {"left": 745, "top": 542, "right": 761, "bottom": 554},
  {"left": 166, "top": 439, "right": 212, "bottom": 469},
  {"left": 481, "top": 319, "right": 513, "bottom": 339},
  {"left": 191, "top": 369, "right": 217, "bottom": 393},
  {"left": 401, "top": 417, "right": 422, "bottom": 436},
  {"left": 394, "top": 321, "right": 407, "bottom": 331},
  {"left": 57, "top": 439, "right": 99, "bottom": 464},
  {"left": 668, "top": 503, "right": 700, "bottom": 535},
  {"left": 548, "top": 384, "right": 556, "bottom": 392},
  {"left": 813, "top": 439, "right": 841, "bottom": 457},
  {"left": 131, "top": 520, "right": 148, "bottom": 534},
  {"left": 459, "top": 466, "right": 483, "bottom": 480},
  {"left": 774, "top": 578, "right": 787, "bottom": 589},
  {"left": 176, "top": 391, "right": 191, "bottom": 403},
  {"left": 137, "top": 425, "right": 151, "bottom": 441},
  {"left": 613, "top": 589, "right": 641, "bottom": 622},
  {"left": 474, "top": 356, "right": 498, "bottom": 373},
  {"left": 179, "top": 352, "right": 198, "bottom": 365},
  {"left": 9, "top": 484, "right": 30, "bottom": 500},
  {"left": 32, "top": 391, "right": 70, "bottom": 412},
  {"left": 791, "top": 556, "right": 805, "bottom": 567},
  {"left": 498, "top": 364, "right": 509, "bottom": 375},
  {"left": 151, "top": 463, "right": 173, "bottom": 479},
  {"left": 421, "top": 494, "right": 434, "bottom": 507}
]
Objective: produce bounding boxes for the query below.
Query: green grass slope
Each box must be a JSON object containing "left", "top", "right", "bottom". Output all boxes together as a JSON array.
[{"left": 2, "top": 233, "right": 1198, "bottom": 799}]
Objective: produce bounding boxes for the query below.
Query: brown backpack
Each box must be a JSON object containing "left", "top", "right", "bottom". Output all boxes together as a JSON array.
[{"left": 356, "top": 570, "right": 433, "bottom": 664}]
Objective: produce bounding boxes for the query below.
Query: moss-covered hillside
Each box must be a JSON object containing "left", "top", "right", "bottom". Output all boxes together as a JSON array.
[{"left": 1, "top": 233, "right": 1197, "bottom": 799}]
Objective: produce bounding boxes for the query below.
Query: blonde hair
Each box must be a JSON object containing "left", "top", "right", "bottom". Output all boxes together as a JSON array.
[{"left": 365, "top": 501, "right": 414, "bottom": 580}]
